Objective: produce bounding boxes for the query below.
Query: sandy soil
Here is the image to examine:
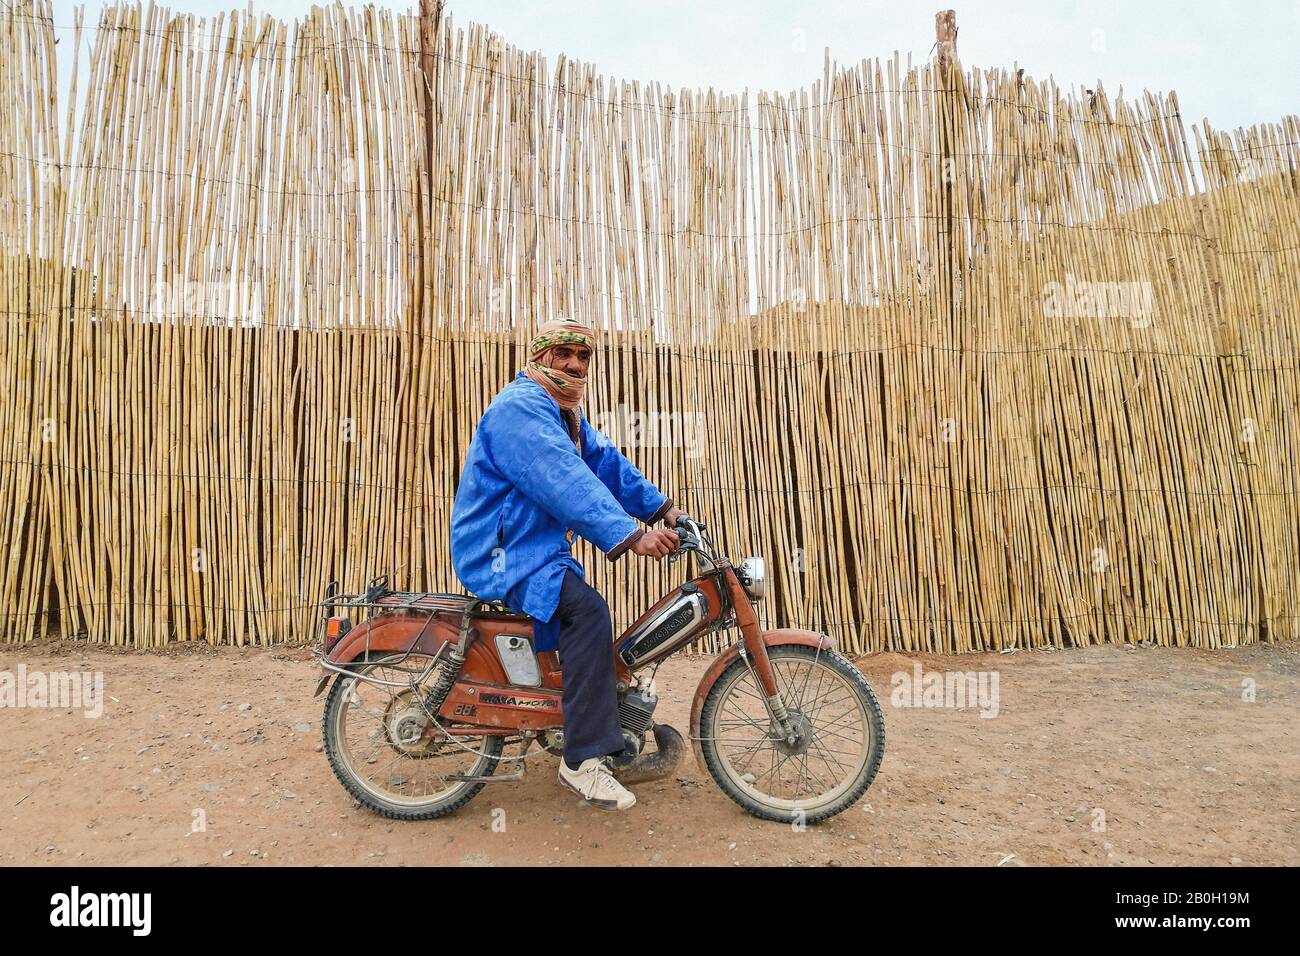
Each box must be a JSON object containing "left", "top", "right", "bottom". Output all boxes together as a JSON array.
[{"left": 2, "top": 640, "right": 1297, "bottom": 866}]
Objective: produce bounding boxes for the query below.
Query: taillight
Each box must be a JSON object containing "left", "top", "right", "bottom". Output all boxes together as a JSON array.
[{"left": 324, "top": 616, "right": 351, "bottom": 653}]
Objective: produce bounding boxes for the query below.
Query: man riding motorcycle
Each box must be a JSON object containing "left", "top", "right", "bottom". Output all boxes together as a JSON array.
[{"left": 449, "top": 317, "right": 685, "bottom": 810}]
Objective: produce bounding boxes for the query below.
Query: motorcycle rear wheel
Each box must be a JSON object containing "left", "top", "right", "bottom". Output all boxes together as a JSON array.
[
  {"left": 698, "top": 643, "right": 884, "bottom": 824},
  {"left": 322, "top": 652, "right": 503, "bottom": 820}
]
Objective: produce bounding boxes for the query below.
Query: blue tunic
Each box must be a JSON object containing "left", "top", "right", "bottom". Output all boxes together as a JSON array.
[{"left": 450, "top": 370, "right": 671, "bottom": 651}]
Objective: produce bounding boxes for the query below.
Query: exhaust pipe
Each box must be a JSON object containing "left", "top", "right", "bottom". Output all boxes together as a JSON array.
[{"left": 611, "top": 722, "right": 685, "bottom": 785}]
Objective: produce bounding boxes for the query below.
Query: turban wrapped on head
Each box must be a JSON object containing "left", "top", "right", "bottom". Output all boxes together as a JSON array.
[{"left": 521, "top": 316, "right": 596, "bottom": 411}]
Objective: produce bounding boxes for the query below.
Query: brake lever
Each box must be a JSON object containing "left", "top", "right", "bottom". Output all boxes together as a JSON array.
[{"left": 668, "top": 527, "right": 691, "bottom": 565}]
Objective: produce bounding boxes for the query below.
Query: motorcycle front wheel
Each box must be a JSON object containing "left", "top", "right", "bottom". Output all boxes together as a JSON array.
[
  {"left": 321, "top": 652, "right": 503, "bottom": 820},
  {"left": 698, "top": 643, "right": 884, "bottom": 823}
]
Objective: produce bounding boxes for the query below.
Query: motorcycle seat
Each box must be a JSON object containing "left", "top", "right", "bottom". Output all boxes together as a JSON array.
[
  {"left": 469, "top": 600, "right": 533, "bottom": 622},
  {"left": 370, "top": 590, "right": 532, "bottom": 622}
]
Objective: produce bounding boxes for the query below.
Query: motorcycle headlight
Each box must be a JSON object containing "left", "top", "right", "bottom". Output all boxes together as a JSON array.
[{"left": 738, "top": 556, "right": 766, "bottom": 601}]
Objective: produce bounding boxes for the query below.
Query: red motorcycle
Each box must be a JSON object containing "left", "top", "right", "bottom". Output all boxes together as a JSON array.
[{"left": 313, "top": 516, "right": 884, "bottom": 823}]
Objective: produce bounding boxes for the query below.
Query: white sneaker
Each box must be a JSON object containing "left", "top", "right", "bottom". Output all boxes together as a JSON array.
[{"left": 558, "top": 757, "right": 637, "bottom": 811}]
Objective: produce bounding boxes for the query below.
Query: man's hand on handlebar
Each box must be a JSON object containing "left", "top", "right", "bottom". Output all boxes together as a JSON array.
[
  {"left": 631, "top": 529, "right": 679, "bottom": 560},
  {"left": 663, "top": 507, "right": 688, "bottom": 528}
]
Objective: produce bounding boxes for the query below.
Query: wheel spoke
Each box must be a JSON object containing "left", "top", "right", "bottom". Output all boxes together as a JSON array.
[
  {"left": 808, "top": 734, "right": 851, "bottom": 779},
  {"left": 799, "top": 751, "right": 834, "bottom": 793},
  {"left": 720, "top": 733, "right": 770, "bottom": 757},
  {"left": 801, "top": 683, "right": 854, "bottom": 717},
  {"left": 805, "top": 742, "right": 864, "bottom": 758},
  {"left": 757, "top": 743, "right": 791, "bottom": 786},
  {"left": 727, "top": 742, "right": 772, "bottom": 774},
  {"left": 727, "top": 679, "right": 770, "bottom": 708},
  {"left": 805, "top": 714, "right": 865, "bottom": 745},
  {"left": 720, "top": 698, "right": 769, "bottom": 733},
  {"left": 773, "top": 660, "right": 802, "bottom": 710},
  {"left": 796, "top": 749, "right": 810, "bottom": 797},
  {"left": 794, "top": 659, "right": 822, "bottom": 713}
]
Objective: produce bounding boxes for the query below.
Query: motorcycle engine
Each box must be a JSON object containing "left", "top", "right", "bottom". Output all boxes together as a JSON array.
[
  {"left": 610, "top": 683, "right": 658, "bottom": 768},
  {"left": 542, "top": 682, "right": 659, "bottom": 767}
]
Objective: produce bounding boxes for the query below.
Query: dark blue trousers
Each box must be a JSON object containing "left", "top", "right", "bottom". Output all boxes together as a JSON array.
[{"left": 553, "top": 569, "right": 626, "bottom": 764}]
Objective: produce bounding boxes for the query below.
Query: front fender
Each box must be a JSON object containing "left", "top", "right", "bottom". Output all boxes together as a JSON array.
[{"left": 688, "top": 629, "right": 835, "bottom": 772}]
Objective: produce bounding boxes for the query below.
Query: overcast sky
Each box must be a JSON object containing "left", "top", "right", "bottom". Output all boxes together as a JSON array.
[{"left": 42, "top": 0, "right": 1300, "bottom": 132}]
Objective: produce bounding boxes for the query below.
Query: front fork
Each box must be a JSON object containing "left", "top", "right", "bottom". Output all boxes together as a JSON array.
[{"left": 723, "top": 568, "right": 800, "bottom": 746}]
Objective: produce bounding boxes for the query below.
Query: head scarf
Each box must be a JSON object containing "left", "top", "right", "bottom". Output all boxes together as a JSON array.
[{"left": 521, "top": 316, "right": 596, "bottom": 412}]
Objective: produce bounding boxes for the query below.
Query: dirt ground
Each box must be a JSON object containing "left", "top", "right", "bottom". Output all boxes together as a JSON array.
[{"left": 2, "top": 639, "right": 1297, "bottom": 867}]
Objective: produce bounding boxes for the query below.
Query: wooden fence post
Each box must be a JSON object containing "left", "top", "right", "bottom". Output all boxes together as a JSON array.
[{"left": 935, "top": 9, "right": 957, "bottom": 67}]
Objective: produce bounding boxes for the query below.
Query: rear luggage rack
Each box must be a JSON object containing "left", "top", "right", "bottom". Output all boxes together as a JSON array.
[
  {"left": 319, "top": 576, "right": 527, "bottom": 618},
  {"left": 314, "top": 576, "right": 531, "bottom": 675},
  {"left": 314, "top": 576, "right": 471, "bottom": 671}
]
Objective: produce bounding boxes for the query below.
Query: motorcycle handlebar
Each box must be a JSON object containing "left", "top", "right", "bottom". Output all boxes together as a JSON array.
[{"left": 668, "top": 515, "right": 712, "bottom": 565}]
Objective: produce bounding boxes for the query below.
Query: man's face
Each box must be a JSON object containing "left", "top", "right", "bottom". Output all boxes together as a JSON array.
[{"left": 543, "top": 343, "right": 591, "bottom": 378}]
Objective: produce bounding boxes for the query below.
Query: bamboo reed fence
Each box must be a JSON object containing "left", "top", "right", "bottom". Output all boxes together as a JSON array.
[{"left": 1, "top": 0, "right": 1297, "bottom": 652}]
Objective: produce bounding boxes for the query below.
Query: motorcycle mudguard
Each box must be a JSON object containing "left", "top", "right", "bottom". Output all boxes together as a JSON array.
[
  {"left": 688, "top": 629, "right": 835, "bottom": 772},
  {"left": 312, "top": 613, "right": 496, "bottom": 697}
]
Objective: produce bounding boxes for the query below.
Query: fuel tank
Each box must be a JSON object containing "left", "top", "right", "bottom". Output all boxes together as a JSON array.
[{"left": 615, "top": 579, "right": 723, "bottom": 669}]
